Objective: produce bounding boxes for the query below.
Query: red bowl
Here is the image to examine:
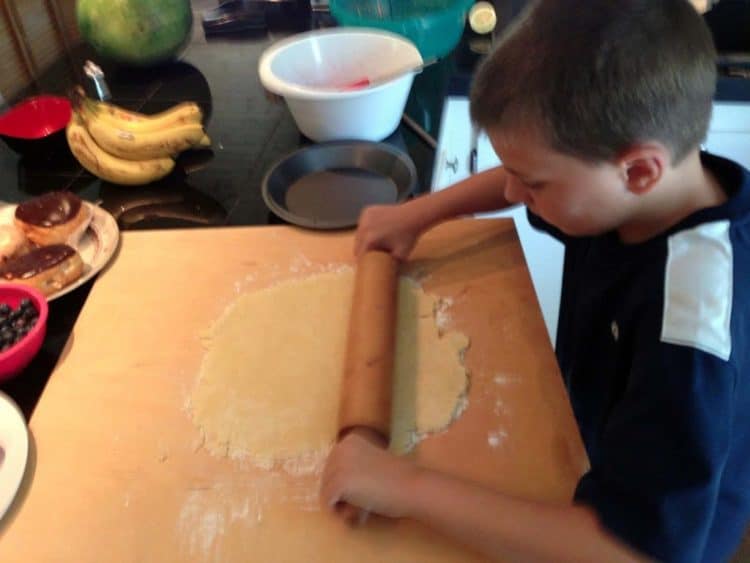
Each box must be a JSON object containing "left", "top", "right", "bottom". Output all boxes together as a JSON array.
[
  {"left": 0, "top": 95, "right": 72, "bottom": 155},
  {"left": 0, "top": 284, "right": 49, "bottom": 383}
]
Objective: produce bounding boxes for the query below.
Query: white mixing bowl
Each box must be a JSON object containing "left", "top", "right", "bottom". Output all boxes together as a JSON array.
[{"left": 258, "top": 28, "right": 422, "bottom": 142}]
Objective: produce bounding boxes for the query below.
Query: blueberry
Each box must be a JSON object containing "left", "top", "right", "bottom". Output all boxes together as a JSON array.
[
  {"left": 19, "top": 298, "right": 32, "bottom": 310},
  {"left": 0, "top": 304, "right": 10, "bottom": 316},
  {"left": 13, "top": 318, "right": 26, "bottom": 329}
]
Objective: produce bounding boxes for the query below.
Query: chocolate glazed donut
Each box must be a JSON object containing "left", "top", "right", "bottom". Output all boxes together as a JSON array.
[
  {"left": 0, "top": 244, "right": 84, "bottom": 296},
  {"left": 14, "top": 191, "right": 93, "bottom": 246}
]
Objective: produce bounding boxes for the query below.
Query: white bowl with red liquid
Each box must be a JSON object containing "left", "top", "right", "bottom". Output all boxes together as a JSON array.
[{"left": 258, "top": 28, "right": 422, "bottom": 142}]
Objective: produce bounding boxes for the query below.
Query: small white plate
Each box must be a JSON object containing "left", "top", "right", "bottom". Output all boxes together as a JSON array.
[
  {"left": 0, "top": 201, "right": 120, "bottom": 301},
  {"left": 0, "top": 391, "right": 28, "bottom": 521}
]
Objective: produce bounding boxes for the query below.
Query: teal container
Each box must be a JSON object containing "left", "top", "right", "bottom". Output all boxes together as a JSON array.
[{"left": 329, "top": 0, "right": 475, "bottom": 60}]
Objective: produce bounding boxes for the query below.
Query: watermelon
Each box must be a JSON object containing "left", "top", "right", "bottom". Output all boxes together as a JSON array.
[{"left": 76, "top": 0, "right": 193, "bottom": 66}]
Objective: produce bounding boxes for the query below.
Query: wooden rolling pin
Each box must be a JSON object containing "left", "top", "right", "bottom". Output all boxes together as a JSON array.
[{"left": 338, "top": 250, "right": 399, "bottom": 444}]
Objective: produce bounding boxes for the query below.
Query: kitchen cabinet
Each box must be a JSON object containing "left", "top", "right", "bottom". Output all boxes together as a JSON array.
[
  {"left": 705, "top": 102, "right": 750, "bottom": 168},
  {"left": 0, "top": 0, "right": 78, "bottom": 104},
  {"left": 433, "top": 98, "right": 750, "bottom": 347}
]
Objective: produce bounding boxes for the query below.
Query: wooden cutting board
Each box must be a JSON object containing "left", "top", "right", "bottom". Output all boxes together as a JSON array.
[{"left": 0, "top": 218, "right": 588, "bottom": 562}]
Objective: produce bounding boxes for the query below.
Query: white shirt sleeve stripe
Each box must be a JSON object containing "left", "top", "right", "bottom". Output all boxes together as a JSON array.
[{"left": 661, "top": 220, "right": 733, "bottom": 361}]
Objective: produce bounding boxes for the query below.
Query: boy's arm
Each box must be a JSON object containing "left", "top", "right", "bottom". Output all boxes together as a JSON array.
[
  {"left": 402, "top": 165, "right": 513, "bottom": 230},
  {"left": 407, "top": 460, "right": 648, "bottom": 563},
  {"left": 322, "top": 433, "right": 648, "bottom": 563},
  {"left": 355, "top": 166, "right": 512, "bottom": 258}
]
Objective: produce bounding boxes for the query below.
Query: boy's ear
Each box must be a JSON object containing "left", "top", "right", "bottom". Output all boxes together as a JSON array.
[{"left": 617, "top": 143, "right": 670, "bottom": 195}]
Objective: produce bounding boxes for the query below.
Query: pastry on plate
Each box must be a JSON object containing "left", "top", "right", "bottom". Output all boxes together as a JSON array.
[
  {"left": 14, "top": 191, "right": 93, "bottom": 247},
  {"left": 0, "top": 224, "right": 29, "bottom": 262},
  {"left": 0, "top": 244, "right": 84, "bottom": 296}
]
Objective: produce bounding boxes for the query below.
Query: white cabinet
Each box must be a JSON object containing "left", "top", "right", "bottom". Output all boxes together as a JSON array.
[{"left": 705, "top": 103, "right": 750, "bottom": 169}]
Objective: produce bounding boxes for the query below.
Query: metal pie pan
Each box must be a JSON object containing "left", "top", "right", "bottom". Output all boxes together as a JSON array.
[{"left": 262, "top": 141, "right": 417, "bottom": 229}]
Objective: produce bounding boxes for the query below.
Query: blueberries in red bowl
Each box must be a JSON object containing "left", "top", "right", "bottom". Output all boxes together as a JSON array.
[
  {"left": 0, "top": 284, "right": 49, "bottom": 382},
  {"left": 0, "top": 298, "right": 39, "bottom": 351}
]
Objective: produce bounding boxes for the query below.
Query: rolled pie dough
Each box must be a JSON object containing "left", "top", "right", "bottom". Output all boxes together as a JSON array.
[{"left": 190, "top": 269, "right": 469, "bottom": 466}]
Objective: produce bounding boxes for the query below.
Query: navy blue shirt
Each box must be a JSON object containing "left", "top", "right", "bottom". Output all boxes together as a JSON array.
[{"left": 528, "top": 153, "right": 750, "bottom": 562}]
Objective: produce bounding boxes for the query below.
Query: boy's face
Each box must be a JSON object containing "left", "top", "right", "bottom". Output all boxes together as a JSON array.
[{"left": 488, "top": 126, "right": 636, "bottom": 236}]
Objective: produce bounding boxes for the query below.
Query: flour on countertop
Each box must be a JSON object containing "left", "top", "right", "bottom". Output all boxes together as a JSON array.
[
  {"left": 230, "top": 447, "right": 329, "bottom": 476},
  {"left": 282, "top": 447, "right": 330, "bottom": 476},
  {"left": 453, "top": 393, "right": 470, "bottom": 422},
  {"left": 176, "top": 481, "right": 276, "bottom": 558},
  {"left": 282, "top": 477, "right": 322, "bottom": 512},
  {"left": 493, "top": 373, "right": 519, "bottom": 385},
  {"left": 230, "top": 260, "right": 352, "bottom": 309},
  {"left": 249, "top": 457, "right": 275, "bottom": 470},
  {"left": 435, "top": 297, "right": 454, "bottom": 331},
  {"left": 322, "top": 262, "right": 352, "bottom": 274},
  {"left": 487, "top": 429, "right": 509, "bottom": 448},
  {"left": 177, "top": 490, "right": 227, "bottom": 559},
  {"left": 292, "top": 262, "right": 352, "bottom": 278},
  {"left": 493, "top": 398, "right": 507, "bottom": 416},
  {"left": 288, "top": 253, "right": 314, "bottom": 273}
]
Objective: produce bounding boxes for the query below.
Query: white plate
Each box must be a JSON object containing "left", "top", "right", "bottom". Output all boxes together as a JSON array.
[
  {"left": 0, "top": 391, "right": 28, "bottom": 521},
  {"left": 0, "top": 202, "right": 120, "bottom": 301}
]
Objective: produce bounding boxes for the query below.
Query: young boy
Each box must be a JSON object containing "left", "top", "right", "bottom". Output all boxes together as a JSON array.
[{"left": 320, "top": 1, "right": 750, "bottom": 561}]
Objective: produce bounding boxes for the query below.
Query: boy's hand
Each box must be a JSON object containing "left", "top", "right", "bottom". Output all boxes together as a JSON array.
[
  {"left": 355, "top": 204, "right": 423, "bottom": 260},
  {"left": 321, "top": 432, "right": 416, "bottom": 524}
]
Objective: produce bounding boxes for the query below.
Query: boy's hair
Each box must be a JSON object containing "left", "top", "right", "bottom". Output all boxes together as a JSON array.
[{"left": 470, "top": 0, "right": 717, "bottom": 163}]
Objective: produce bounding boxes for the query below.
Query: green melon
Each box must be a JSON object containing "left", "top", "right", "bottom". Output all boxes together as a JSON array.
[{"left": 76, "top": 0, "right": 193, "bottom": 66}]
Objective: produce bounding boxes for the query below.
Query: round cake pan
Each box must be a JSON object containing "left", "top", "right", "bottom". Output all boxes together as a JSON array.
[{"left": 262, "top": 141, "right": 417, "bottom": 229}]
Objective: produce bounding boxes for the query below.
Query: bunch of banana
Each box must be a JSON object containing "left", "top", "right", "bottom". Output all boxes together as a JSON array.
[{"left": 66, "top": 91, "right": 211, "bottom": 186}]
